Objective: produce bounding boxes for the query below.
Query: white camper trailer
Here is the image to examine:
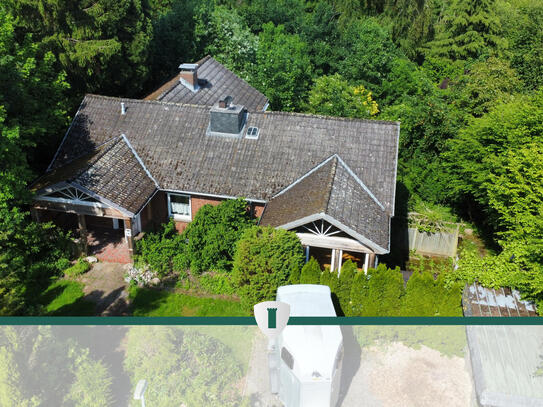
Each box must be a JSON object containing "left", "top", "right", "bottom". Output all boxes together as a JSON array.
[{"left": 270, "top": 285, "right": 343, "bottom": 407}]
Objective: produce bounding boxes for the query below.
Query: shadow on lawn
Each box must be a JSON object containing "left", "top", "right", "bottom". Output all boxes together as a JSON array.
[{"left": 38, "top": 280, "right": 96, "bottom": 316}]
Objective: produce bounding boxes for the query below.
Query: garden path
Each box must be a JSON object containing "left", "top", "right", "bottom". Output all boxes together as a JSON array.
[{"left": 78, "top": 262, "right": 131, "bottom": 316}]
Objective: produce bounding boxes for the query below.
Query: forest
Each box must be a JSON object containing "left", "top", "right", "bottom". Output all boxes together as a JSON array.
[{"left": 0, "top": 0, "right": 542, "bottom": 314}]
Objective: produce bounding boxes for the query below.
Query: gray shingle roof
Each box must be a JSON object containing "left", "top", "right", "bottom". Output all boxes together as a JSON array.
[
  {"left": 36, "top": 136, "right": 157, "bottom": 214},
  {"left": 145, "top": 56, "right": 269, "bottom": 112},
  {"left": 49, "top": 95, "right": 399, "bottom": 218},
  {"left": 260, "top": 156, "right": 390, "bottom": 251}
]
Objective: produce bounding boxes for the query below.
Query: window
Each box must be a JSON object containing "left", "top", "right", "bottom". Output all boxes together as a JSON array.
[
  {"left": 246, "top": 126, "right": 259, "bottom": 139},
  {"left": 168, "top": 193, "right": 191, "bottom": 220},
  {"left": 281, "top": 347, "right": 294, "bottom": 370}
]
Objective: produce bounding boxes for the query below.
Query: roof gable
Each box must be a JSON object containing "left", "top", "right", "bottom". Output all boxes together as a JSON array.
[
  {"left": 35, "top": 136, "right": 157, "bottom": 215},
  {"left": 260, "top": 156, "right": 390, "bottom": 252},
  {"left": 145, "top": 56, "right": 269, "bottom": 112}
]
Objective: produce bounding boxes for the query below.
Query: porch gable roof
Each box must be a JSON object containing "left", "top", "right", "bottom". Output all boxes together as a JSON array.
[
  {"left": 31, "top": 136, "right": 157, "bottom": 215},
  {"left": 259, "top": 156, "right": 390, "bottom": 253}
]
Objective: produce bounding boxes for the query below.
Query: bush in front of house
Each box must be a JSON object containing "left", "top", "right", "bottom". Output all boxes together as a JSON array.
[
  {"left": 337, "top": 260, "right": 357, "bottom": 316},
  {"left": 135, "top": 220, "right": 184, "bottom": 277},
  {"left": 175, "top": 198, "right": 255, "bottom": 274},
  {"left": 299, "top": 257, "right": 321, "bottom": 284},
  {"left": 232, "top": 226, "right": 304, "bottom": 310},
  {"left": 350, "top": 264, "right": 405, "bottom": 316},
  {"left": 64, "top": 258, "right": 91, "bottom": 278}
]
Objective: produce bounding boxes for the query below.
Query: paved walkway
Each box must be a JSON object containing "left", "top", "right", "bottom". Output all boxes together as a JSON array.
[
  {"left": 79, "top": 262, "right": 131, "bottom": 315},
  {"left": 87, "top": 228, "right": 132, "bottom": 264}
]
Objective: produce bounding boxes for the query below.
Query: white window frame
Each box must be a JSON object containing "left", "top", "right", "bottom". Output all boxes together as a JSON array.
[{"left": 167, "top": 192, "right": 191, "bottom": 221}]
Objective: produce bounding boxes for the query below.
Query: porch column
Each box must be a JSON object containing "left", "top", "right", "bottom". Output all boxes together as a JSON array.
[
  {"left": 337, "top": 249, "right": 343, "bottom": 275},
  {"left": 367, "top": 253, "right": 376, "bottom": 271},
  {"left": 363, "top": 253, "right": 370, "bottom": 274},
  {"left": 77, "top": 214, "right": 88, "bottom": 256},
  {"left": 305, "top": 246, "right": 310, "bottom": 263},
  {"left": 124, "top": 218, "right": 134, "bottom": 258},
  {"left": 331, "top": 249, "right": 336, "bottom": 272}
]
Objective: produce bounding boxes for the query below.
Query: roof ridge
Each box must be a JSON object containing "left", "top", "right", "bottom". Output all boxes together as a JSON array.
[
  {"left": 86, "top": 94, "right": 398, "bottom": 126},
  {"left": 120, "top": 134, "right": 160, "bottom": 188},
  {"left": 322, "top": 156, "right": 338, "bottom": 212},
  {"left": 334, "top": 155, "right": 385, "bottom": 211},
  {"left": 271, "top": 155, "right": 338, "bottom": 199}
]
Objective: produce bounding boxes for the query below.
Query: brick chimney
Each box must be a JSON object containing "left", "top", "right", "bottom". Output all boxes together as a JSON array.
[{"left": 179, "top": 63, "right": 199, "bottom": 92}]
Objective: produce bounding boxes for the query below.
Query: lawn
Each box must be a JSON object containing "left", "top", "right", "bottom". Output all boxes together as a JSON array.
[
  {"left": 129, "top": 287, "right": 249, "bottom": 316},
  {"left": 39, "top": 279, "right": 95, "bottom": 316}
]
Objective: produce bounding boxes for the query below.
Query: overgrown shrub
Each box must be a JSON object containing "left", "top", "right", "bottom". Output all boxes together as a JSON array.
[
  {"left": 300, "top": 257, "right": 321, "bottom": 284},
  {"left": 64, "top": 259, "right": 90, "bottom": 278},
  {"left": 232, "top": 226, "right": 304, "bottom": 310},
  {"left": 135, "top": 220, "right": 184, "bottom": 276},
  {"left": 402, "top": 271, "right": 462, "bottom": 316},
  {"left": 320, "top": 266, "right": 339, "bottom": 292},
  {"left": 176, "top": 198, "right": 254, "bottom": 274},
  {"left": 350, "top": 264, "right": 405, "bottom": 316},
  {"left": 337, "top": 260, "right": 357, "bottom": 315},
  {"left": 55, "top": 258, "right": 72, "bottom": 272}
]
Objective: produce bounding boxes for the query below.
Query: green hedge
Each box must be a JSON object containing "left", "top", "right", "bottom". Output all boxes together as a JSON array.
[{"left": 232, "top": 226, "right": 304, "bottom": 310}]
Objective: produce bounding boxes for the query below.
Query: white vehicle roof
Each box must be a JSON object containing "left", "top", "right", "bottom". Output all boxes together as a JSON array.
[{"left": 276, "top": 285, "right": 343, "bottom": 380}]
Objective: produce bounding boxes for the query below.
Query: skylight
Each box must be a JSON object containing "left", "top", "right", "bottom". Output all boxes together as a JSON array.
[{"left": 246, "top": 126, "right": 259, "bottom": 139}]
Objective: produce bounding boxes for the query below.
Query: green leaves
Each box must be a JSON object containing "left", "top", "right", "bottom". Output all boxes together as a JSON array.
[{"left": 232, "top": 226, "right": 304, "bottom": 310}]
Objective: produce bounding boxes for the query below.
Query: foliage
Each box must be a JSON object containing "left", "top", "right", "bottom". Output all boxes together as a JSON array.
[
  {"left": 251, "top": 23, "right": 312, "bottom": 111},
  {"left": 299, "top": 257, "right": 322, "bottom": 284},
  {"left": 502, "top": 0, "right": 543, "bottom": 90},
  {"left": 65, "top": 351, "right": 114, "bottom": 407},
  {"left": 402, "top": 272, "right": 463, "bottom": 316},
  {"left": 4, "top": 0, "right": 153, "bottom": 98},
  {"left": 0, "top": 326, "right": 113, "bottom": 406},
  {"left": 307, "top": 74, "right": 378, "bottom": 118},
  {"left": 176, "top": 198, "right": 254, "bottom": 274},
  {"left": 194, "top": 5, "right": 258, "bottom": 79},
  {"left": 64, "top": 259, "right": 90, "bottom": 278},
  {"left": 124, "top": 265, "right": 157, "bottom": 287},
  {"left": 232, "top": 226, "right": 304, "bottom": 310},
  {"left": 198, "top": 272, "right": 236, "bottom": 295},
  {"left": 452, "top": 57, "right": 524, "bottom": 118},
  {"left": 134, "top": 220, "right": 184, "bottom": 276},
  {"left": 337, "top": 260, "right": 357, "bottom": 315},
  {"left": 124, "top": 327, "right": 246, "bottom": 406},
  {"left": 350, "top": 264, "right": 405, "bottom": 316},
  {"left": 424, "top": 0, "right": 503, "bottom": 60},
  {"left": 129, "top": 287, "right": 248, "bottom": 316},
  {"left": 319, "top": 266, "right": 339, "bottom": 293}
]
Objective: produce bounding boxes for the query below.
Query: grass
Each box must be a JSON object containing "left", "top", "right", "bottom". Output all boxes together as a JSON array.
[
  {"left": 64, "top": 258, "right": 90, "bottom": 278},
  {"left": 39, "top": 279, "right": 95, "bottom": 316},
  {"left": 129, "top": 286, "right": 249, "bottom": 317}
]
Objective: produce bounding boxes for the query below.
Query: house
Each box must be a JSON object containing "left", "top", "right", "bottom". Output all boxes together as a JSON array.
[{"left": 30, "top": 58, "right": 399, "bottom": 272}]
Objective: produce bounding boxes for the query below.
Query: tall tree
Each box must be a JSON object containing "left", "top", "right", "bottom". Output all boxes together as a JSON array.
[
  {"left": 5, "top": 0, "right": 153, "bottom": 97},
  {"left": 251, "top": 23, "right": 312, "bottom": 111},
  {"left": 425, "top": 0, "right": 503, "bottom": 60}
]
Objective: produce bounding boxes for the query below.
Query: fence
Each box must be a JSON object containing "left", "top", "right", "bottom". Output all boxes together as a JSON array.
[{"left": 406, "top": 213, "right": 461, "bottom": 258}]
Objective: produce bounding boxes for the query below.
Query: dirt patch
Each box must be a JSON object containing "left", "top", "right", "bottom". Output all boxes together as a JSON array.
[
  {"left": 78, "top": 262, "right": 131, "bottom": 315},
  {"left": 365, "top": 342, "right": 472, "bottom": 407}
]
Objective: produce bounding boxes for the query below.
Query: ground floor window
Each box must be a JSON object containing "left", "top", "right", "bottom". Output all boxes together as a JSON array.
[{"left": 167, "top": 193, "right": 191, "bottom": 221}]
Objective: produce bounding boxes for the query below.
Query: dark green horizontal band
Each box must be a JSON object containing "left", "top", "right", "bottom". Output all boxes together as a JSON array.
[{"left": 0, "top": 316, "right": 541, "bottom": 325}]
